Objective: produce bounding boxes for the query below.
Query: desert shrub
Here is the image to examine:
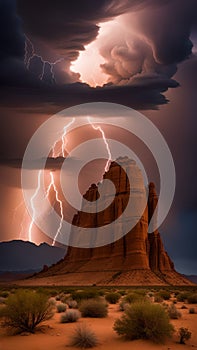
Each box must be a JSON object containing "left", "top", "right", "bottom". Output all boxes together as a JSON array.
[
  {"left": 117, "top": 290, "right": 126, "bottom": 296},
  {"left": 114, "top": 301, "right": 174, "bottom": 343},
  {"left": 155, "top": 290, "right": 171, "bottom": 302},
  {"left": 168, "top": 304, "right": 181, "bottom": 319},
  {"left": 178, "top": 327, "right": 191, "bottom": 344},
  {"left": 133, "top": 289, "right": 147, "bottom": 296},
  {"left": 177, "top": 292, "right": 190, "bottom": 302},
  {"left": 124, "top": 292, "right": 145, "bottom": 304},
  {"left": 60, "top": 310, "right": 81, "bottom": 323},
  {"left": 119, "top": 301, "right": 130, "bottom": 312},
  {"left": 48, "top": 290, "right": 59, "bottom": 297},
  {"left": 66, "top": 298, "right": 78, "bottom": 309},
  {"left": 0, "top": 297, "right": 6, "bottom": 304},
  {"left": 105, "top": 292, "right": 121, "bottom": 304},
  {"left": 189, "top": 307, "right": 195, "bottom": 314},
  {"left": 158, "top": 290, "right": 171, "bottom": 300},
  {"left": 35, "top": 287, "right": 57, "bottom": 297},
  {"left": 0, "top": 291, "right": 9, "bottom": 298},
  {"left": 70, "top": 324, "right": 98, "bottom": 348},
  {"left": 57, "top": 303, "right": 67, "bottom": 313},
  {"left": 154, "top": 294, "right": 163, "bottom": 303},
  {"left": 97, "top": 289, "right": 105, "bottom": 296},
  {"left": 0, "top": 290, "right": 54, "bottom": 333},
  {"left": 162, "top": 302, "right": 169, "bottom": 310},
  {"left": 187, "top": 293, "right": 197, "bottom": 304},
  {"left": 36, "top": 288, "right": 59, "bottom": 298},
  {"left": 71, "top": 290, "right": 99, "bottom": 303},
  {"left": 79, "top": 299, "right": 108, "bottom": 318}
]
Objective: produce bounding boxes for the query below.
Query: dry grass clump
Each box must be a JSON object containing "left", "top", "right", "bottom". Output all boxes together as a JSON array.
[
  {"left": 167, "top": 303, "right": 182, "bottom": 319},
  {"left": 60, "top": 309, "right": 81, "bottom": 323},
  {"left": 57, "top": 303, "right": 67, "bottom": 313},
  {"left": 69, "top": 324, "right": 98, "bottom": 348}
]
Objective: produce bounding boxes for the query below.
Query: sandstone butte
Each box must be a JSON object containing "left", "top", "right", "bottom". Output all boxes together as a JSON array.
[{"left": 34, "top": 157, "right": 193, "bottom": 286}]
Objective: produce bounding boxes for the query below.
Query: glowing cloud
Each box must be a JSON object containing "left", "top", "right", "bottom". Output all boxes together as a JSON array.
[
  {"left": 70, "top": 13, "right": 171, "bottom": 88},
  {"left": 70, "top": 21, "right": 115, "bottom": 87}
]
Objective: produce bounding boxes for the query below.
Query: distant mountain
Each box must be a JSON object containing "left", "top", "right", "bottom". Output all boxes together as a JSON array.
[
  {"left": 0, "top": 270, "right": 37, "bottom": 282},
  {"left": 184, "top": 275, "right": 197, "bottom": 284},
  {"left": 0, "top": 240, "right": 66, "bottom": 272}
]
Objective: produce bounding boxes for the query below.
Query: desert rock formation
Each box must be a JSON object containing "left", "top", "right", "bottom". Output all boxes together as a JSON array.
[{"left": 34, "top": 157, "right": 192, "bottom": 286}]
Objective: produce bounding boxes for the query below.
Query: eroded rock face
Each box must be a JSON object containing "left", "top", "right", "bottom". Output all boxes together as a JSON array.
[
  {"left": 35, "top": 157, "right": 192, "bottom": 286},
  {"left": 66, "top": 157, "right": 150, "bottom": 270}
]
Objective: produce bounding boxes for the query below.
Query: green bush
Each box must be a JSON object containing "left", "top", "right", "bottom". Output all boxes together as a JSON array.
[
  {"left": 178, "top": 327, "right": 191, "bottom": 344},
  {"left": 124, "top": 292, "right": 145, "bottom": 304},
  {"left": 79, "top": 299, "right": 108, "bottom": 318},
  {"left": 187, "top": 293, "right": 197, "bottom": 304},
  {"left": 119, "top": 301, "right": 130, "bottom": 312},
  {"left": 60, "top": 310, "right": 81, "bottom": 323},
  {"left": 0, "top": 290, "right": 54, "bottom": 333},
  {"left": 70, "top": 324, "right": 98, "bottom": 348},
  {"left": 114, "top": 301, "right": 174, "bottom": 343},
  {"left": 133, "top": 289, "right": 147, "bottom": 296},
  {"left": 71, "top": 290, "right": 99, "bottom": 303},
  {"left": 167, "top": 304, "right": 181, "bottom": 319},
  {"left": 157, "top": 290, "right": 171, "bottom": 300},
  {"left": 105, "top": 292, "right": 121, "bottom": 304},
  {"left": 117, "top": 290, "right": 126, "bottom": 296},
  {"left": 0, "top": 291, "right": 9, "bottom": 298},
  {"left": 57, "top": 303, "right": 67, "bottom": 313},
  {"left": 177, "top": 291, "right": 190, "bottom": 302}
]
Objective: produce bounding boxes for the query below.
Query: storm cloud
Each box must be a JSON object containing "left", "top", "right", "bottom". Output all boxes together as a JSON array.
[{"left": 0, "top": 0, "right": 196, "bottom": 110}]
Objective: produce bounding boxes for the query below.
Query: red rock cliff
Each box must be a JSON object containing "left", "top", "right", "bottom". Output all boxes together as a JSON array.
[{"left": 36, "top": 157, "right": 192, "bottom": 286}]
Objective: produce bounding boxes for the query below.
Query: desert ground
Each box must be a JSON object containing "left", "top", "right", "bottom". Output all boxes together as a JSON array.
[{"left": 0, "top": 287, "right": 197, "bottom": 350}]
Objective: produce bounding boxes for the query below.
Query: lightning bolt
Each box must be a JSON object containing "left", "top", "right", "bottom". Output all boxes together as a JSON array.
[
  {"left": 46, "top": 172, "right": 64, "bottom": 246},
  {"left": 19, "top": 210, "right": 28, "bottom": 240},
  {"left": 28, "top": 170, "right": 42, "bottom": 242},
  {"left": 20, "top": 117, "right": 111, "bottom": 246},
  {"left": 24, "top": 35, "right": 64, "bottom": 83},
  {"left": 26, "top": 119, "right": 75, "bottom": 246},
  {"left": 12, "top": 200, "right": 24, "bottom": 222},
  {"left": 13, "top": 200, "right": 28, "bottom": 240},
  {"left": 51, "top": 118, "right": 75, "bottom": 158},
  {"left": 48, "top": 119, "right": 75, "bottom": 244},
  {"left": 87, "top": 117, "right": 112, "bottom": 172}
]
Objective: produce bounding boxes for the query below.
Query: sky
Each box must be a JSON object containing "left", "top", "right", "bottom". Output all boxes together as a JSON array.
[{"left": 0, "top": 0, "right": 197, "bottom": 274}]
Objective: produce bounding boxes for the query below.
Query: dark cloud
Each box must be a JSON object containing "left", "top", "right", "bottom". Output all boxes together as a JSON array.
[
  {"left": 0, "top": 0, "right": 195, "bottom": 111},
  {"left": 17, "top": 0, "right": 169, "bottom": 56},
  {"left": 134, "top": 0, "right": 196, "bottom": 65},
  {"left": 0, "top": 156, "right": 79, "bottom": 170},
  {"left": 0, "top": 77, "right": 178, "bottom": 111}
]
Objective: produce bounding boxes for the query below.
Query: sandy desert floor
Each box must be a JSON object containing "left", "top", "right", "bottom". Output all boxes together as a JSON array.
[{"left": 0, "top": 300, "right": 197, "bottom": 350}]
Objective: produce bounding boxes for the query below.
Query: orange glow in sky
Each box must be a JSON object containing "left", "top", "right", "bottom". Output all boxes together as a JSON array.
[{"left": 70, "top": 21, "right": 116, "bottom": 87}]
